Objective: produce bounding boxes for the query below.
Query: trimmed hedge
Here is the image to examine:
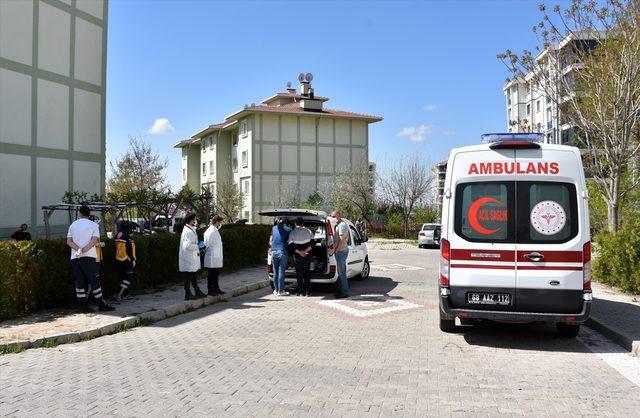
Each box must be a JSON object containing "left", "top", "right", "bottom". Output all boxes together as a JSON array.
[
  {"left": 593, "top": 224, "right": 640, "bottom": 294},
  {"left": 0, "top": 225, "right": 270, "bottom": 320}
]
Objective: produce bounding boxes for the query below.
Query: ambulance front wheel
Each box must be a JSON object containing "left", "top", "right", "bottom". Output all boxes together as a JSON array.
[
  {"left": 556, "top": 323, "right": 580, "bottom": 338},
  {"left": 439, "top": 310, "right": 456, "bottom": 332}
]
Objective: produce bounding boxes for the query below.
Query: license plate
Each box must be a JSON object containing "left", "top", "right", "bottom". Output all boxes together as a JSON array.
[{"left": 467, "top": 292, "right": 511, "bottom": 305}]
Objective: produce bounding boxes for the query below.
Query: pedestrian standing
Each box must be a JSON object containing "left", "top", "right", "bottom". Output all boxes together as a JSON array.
[
  {"left": 66, "top": 205, "right": 114, "bottom": 312},
  {"left": 113, "top": 220, "right": 137, "bottom": 302},
  {"left": 288, "top": 217, "right": 313, "bottom": 296},
  {"left": 11, "top": 223, "right": 31, "bottom": 241},
  {"left": 204, "top": 215, "right": 225, "bottom": 296},
  {"left": 270, "top": 218, "right": 292, "bottom": 296},
  {"left": 179, "top": 213, "right": 206, "bottom": 300},
  {"left": 330, "top": 210, "right": 350, "bottom": 299}
]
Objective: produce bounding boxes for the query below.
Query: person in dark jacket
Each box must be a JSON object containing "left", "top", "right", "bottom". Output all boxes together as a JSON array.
[
  {"left": 11, "top": 224, "right": 31, "bottom": 241},
  {"left": 113, "top": 220, "right": 137, "bottom": 302}
]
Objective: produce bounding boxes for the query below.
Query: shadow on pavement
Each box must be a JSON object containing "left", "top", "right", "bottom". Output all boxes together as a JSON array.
[
  {"left": 311, "top": 275, "right": 399, "bottom": 300},
  {"left": 591, "top": 296, "right": 640, "bottom": 345},
  {"left": 460, "top": 320, "right": 605, "bottom": 354}
]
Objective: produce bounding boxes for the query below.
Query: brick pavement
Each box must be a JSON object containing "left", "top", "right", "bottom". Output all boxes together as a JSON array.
[
  {"left": 0, "top": 266, "right": 266, "bottom": 349},
  {"left": 1, "top": 246, "right": 639, "bottom": 417}
]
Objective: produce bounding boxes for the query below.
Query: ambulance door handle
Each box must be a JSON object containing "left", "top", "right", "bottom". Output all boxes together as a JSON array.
[{"left": 524, "top": 252, "right": 544, "bottom": 262}]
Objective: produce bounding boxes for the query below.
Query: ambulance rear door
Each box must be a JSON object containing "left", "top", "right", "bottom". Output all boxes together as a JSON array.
[
  {"left": 447, "top": 148, "right": 517, "bottom": 311},
  {"left": 514, "top": 148, "right": 584, "bottom": 313}
]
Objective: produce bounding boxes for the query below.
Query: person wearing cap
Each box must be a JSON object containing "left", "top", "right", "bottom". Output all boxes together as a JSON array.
[
  {"left": 288, "top": 217, "right": 314, "bottom": 296},
  {"left": 270, "top": 217, "right": 292, "bottom": 296},
  {"left": 179, "top": 213, "right": 206, "bottom": 300},
  {"left": 66, "top": 205, "right": 114, "bottom": 312},
  {"left": 204, "top": 215, "right": 225, "bottom": 296}
]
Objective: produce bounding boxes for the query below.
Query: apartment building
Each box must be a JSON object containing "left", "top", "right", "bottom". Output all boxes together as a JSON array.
[
  {"left": 503, "top": 31, "right": 600, "bottom": 145},
  {"left": 0, "top": 0, "right": 108, "bottom": 239},
  {"left": 175, "top": 74, "right": 382, "bottom": 223},
  {"left": 433, "top": 160, "right": 447, "bottom": 216}
]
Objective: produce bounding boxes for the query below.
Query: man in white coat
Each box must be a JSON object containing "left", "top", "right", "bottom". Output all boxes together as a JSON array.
[
  {"left": 204, "top": 215, "right": 225, "bottom": 295},
  {"left": 179, "top": 213, "right": 206, "bottom": 300}
]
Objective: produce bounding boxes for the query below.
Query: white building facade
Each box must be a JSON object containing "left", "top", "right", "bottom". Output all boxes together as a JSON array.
[
  {"left": 503, "top": 32, "right": 599, "bottom": 145},
  {"left": 0, "top": 0, "right": 108, "bottom": 239},
  {"left": 175, "top": 76, "right": 382, "bottom": 223}
]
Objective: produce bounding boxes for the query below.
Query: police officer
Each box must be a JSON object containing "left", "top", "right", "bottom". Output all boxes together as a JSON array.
[{"left": 113, "top": 220, "right": 137, "bottom": 302}]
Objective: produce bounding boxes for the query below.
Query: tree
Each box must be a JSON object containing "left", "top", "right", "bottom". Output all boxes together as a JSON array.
[
  {"left": 215, "top": 179, "right": 244, "bottom": 223},
  {"left": 106, "top": 136, "right": 169, "bottom": 201},
  {"left": 330, "top": 157, "right": 378, "bottom": 224},
  {"left": 499, "top": 0, "right": 640, "bottom": 231},
  {"left": 380, "top": 155, "right": 434, "bottom": 237}
]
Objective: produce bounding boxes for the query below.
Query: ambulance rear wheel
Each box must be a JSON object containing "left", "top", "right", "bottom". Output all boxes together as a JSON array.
[
  {"left": 556, "top": 323, "right": 580, "bottom": 338},
  {"left": 439, "top": 311, "right": 456, "bottom": 332}
]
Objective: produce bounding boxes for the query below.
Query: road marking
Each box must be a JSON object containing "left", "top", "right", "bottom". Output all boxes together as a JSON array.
[
  {"left": 578, "top": 326, "right": 640, "bottom": 388},
  {"left": 371, "top": 263, "right": 423, "bottom": 271},
  {"left": 317, "top": 294, "right": 422, "bottom": 317}
]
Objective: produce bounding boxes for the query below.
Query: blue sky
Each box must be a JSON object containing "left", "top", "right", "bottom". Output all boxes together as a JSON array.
[{"left": 106, "top": 0, "right": 550, "bottom": 191}]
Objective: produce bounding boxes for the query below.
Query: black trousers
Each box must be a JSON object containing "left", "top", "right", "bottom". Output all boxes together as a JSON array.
[
  {"left": 294, "top": 254, "right": 311, "bottom": 294},
  {"left": 183, "top": 271, "right": 203, "bottom": 296},
  {"left": 208, "top": 268, "right": 222, "bottom": 294},
  {"left": 71, "top": 257, "right": 104, "bottom": 308},
  {"left": 116, "top": 260, "right": 134, "bottom": 293}
]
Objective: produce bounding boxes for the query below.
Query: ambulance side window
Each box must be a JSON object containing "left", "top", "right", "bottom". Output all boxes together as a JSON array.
[
  {"left": 454, "top": 182, "right": 515, "bottom": 243},
  {"left": 517, "top": 181, "right": 578, "bottom": 243}
]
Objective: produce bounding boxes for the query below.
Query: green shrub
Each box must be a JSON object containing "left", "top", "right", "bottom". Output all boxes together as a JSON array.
[
  {"left": 0, "top": 225, "right": 271, "bottom": 319},
  {"left": 593, "top": 223, "right": 640, "bottom": 294}
]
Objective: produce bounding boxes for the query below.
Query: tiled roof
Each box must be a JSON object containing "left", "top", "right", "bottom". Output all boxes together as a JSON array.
[{"left": 245, "top": 102, "right": 382, "bottom": 121}]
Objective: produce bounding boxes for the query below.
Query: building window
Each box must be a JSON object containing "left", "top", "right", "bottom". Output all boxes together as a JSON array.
[
  {"left": 243, "top": 179, "right": 250, "bottom": 194},
  {"left": 240, "top": 120, "right": 248, "bottom": 137},
  {"left": 536, "top": 100, "right": 541, "bottom": 112},
  {"left": 526, "top": 103, "right": 531, "bottom": 116},
  {"left": 202, "top": 163, "right": 206, "bottom": 176},
  {"left": 210, "top": 135, "right": 214, "bottom": 150},
  {"left": 243, "top": 210, "right": 249, "bottom": 220},
  {"left": 203, "top": 138, "right": 208, "bottom": 152},
  {"left": 209, "top": 160, "right": 214, "bottom": 174},
  {"left": 232, "top": 158, "right": 238, "bottom": 172},
  {"left": 241, "top": 150, "right": 248, "bottom": 168},
  {"left": 182, "top": 168, "right": 186, "bottom": 181},
  {"left": 233, "top": 132, "right": 239, "bottom": 147}
]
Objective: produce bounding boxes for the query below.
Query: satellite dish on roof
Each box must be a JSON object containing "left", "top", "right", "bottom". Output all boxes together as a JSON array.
[
  {"left": 286, "top": 81, "right": 292, "bottom": 88},
  {"left": 298, "top": 73, "right": 305, "bottom": 82},
  {"left": 305, "top": 73, "right": 313, "bottom": 82}
]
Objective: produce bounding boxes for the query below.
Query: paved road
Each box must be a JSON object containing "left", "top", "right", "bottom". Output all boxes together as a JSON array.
[{"left": 1, "top": 246, "right": 639, "bottom": 417}]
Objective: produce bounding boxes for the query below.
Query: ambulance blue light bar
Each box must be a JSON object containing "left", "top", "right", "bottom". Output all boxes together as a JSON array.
[{"left": 481, "top": 133, "right": 543, "bottom": 149}]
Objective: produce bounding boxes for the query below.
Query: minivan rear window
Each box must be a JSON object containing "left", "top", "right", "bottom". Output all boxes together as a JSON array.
[
  {"left": 517, "top": 181, "right": 578, "bottom": 243},
  {"left": 454, "top": 181, "right": 578, "bottom": 244},
  {"left": 455, "top": 182, "right": 515, "bottom": 243}
]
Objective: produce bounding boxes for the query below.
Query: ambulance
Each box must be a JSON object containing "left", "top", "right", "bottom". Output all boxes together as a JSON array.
[{"left": 438, "top": 133, "right": 592, "bottom": 337}]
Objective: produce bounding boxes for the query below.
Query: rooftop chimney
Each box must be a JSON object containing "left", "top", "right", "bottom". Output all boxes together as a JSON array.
[
  {"left": 286, "top": 81, "right": 296, "bottom": 94},
  {"left": 298, "top": 72, "right": 322, "bottom": 111}
]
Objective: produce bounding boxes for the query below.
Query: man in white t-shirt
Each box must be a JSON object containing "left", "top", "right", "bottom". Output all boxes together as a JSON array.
[{"left": 66, "top": 205, "right": 114, "bottom": 313}]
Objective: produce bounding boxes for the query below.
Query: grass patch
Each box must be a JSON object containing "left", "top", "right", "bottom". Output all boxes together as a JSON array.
[
  {"left": 37, "top": 338, "right": 59, "bottom": 349},
  {"left": 0, "top": 345, "right": 25, "bottom": 355}
]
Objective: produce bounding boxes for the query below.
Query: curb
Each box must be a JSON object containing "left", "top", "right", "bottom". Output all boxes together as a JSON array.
[
  {"left": 0, "top": 279, "right": 270, "bottom": 354},
  {"left": 586, "top": 315, "right": 639, "bottom": 357}
]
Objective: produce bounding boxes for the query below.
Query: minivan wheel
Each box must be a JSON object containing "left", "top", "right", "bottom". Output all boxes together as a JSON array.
[
  {"left": 356, "top": 258, "right": 370, "bottom": 280},
  {"left": 439, "top": 310, "right": 456, "bottom": 332},
  {"left": 556, "top": 323, "right": 580, "bottom": 338}
]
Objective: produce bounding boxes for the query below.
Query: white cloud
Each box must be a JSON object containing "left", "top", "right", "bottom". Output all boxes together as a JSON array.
[
  {"left": 422, "top": 104, "right": 437, "bottom": 112},
  {"left": 397, "top": 124, "right": 434, "bottom": 143},
  {"left": 441, "top": 130, "right": 456, "bottom": 137},
  {"left": 147, "top": 118, "right": 175, "bottom": 135}
]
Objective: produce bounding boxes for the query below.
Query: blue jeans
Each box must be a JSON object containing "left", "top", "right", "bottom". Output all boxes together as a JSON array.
[
  {"left": 271, "top": 250, "right": 287, "bottom": 293},
  {"left": 335, "top": 248, "right": 349, "bottom": 296}
]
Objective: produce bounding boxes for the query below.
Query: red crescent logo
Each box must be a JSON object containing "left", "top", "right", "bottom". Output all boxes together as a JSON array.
[{"left": 468, "top": 197, "right": 502, "bottom": 235}]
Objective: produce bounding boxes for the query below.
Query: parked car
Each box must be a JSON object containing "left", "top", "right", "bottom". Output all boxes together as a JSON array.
[
  {"left": 258, "top": 209, "right": 370, "bottom": 290},
  {"left": 418, "top": 223, "right": 441, "bottom": 248},
  {"left": 438, "top": 133, "right": 592, "bottom": 338}
]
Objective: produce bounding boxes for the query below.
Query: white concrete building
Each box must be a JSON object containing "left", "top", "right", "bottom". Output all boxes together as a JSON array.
[
  {"left": 174, "top": 75, "right": 382, "bottom": 223},
  {"left": 0, "top": 0, "right": 108, "bottom": 239},
  {"left": 503, "top": 32, "right": 600, "bottom": 145}
]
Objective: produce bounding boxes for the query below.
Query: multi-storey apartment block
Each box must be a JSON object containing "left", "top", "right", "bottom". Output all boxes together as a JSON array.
[
  {"left": 0, "top": 0, "right": 108, "bottom": 239},
  {"left": 174, "top": 74, "right": 382, "bottom": 223},
  {"left": 503, "top": 31, "right": 600, "bottom": 145}
]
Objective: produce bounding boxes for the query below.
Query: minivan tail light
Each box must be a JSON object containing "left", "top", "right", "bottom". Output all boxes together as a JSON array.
[
  {"left": 327, "top": 220, "right": 335, "bottom": 252},
  {"left": 419, "top": 231, "right": 426, "bottom": 236},
  {"left": 440, "top": 238, "right": 450, "bottom": 286},
  {"left": 583, "top": 241, "right": 591, "bottom": 291},
  {"left": 330, "top": 265, "right": 336, "bottom": 274}
]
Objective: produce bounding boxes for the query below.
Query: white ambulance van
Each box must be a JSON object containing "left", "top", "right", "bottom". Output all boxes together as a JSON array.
[{"left": 439, "top": 133, "right": 592, "bottom": 337}]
